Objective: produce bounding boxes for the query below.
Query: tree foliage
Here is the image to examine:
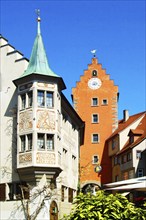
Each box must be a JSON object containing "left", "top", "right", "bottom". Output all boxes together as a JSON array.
[{"left": 61, "top": 190, "right": 146, "bottom": 220}]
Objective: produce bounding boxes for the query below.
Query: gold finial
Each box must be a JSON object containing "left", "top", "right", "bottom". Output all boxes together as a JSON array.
[{"left": 35, "top": 9, "right": 41, "bottom": 21}]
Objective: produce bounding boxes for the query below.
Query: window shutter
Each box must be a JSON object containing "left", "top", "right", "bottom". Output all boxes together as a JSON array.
[{"left": 0, "top": 183, "right": 6, "bottom": 201}]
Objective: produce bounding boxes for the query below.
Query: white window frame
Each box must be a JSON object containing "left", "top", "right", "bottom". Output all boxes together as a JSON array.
[
  {"left": 37, "top": 133, "right": 54, "bottom": 151},
  {"left": 102, "top": 99, "right": 108, "bottom": 105},
  {"left": 92, "top": 98, "right": 98, "bottom": 106},
  {"left": 37, "top": 90, "right": 54, "bottom": 108},
  {"left": 92, "top": 114, "right": 99, "bottom": 123},
  {"left": 92, "top": 155, "right": 99, "bottom": 164},
  {"left": 92, "top": 134, "right": 99, "bottom": 143},
  {"left": 20, "top": 134, "right": 33, "bottom": 152},
  {"left": 20, "top": 91, "right": 33, "bottom": 110},
  {"left": 136, "top": 150, "right": 142, "bottom": 159}
]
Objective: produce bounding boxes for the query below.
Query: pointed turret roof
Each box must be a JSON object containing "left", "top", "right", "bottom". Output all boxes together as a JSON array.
[
  {"left": 13, "top": 12, "right": 66, "bottom": 90},
  {"left": 21, "top": 15, "right": 58, "bottom": 78}
]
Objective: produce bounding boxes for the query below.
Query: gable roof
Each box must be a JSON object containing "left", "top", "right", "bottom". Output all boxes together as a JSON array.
[
  {"left": 117, "top": 113, "right": 146, "bottom": 155},
  {"left": 107, "top": 111, "right": 145, "bottom": 140}
]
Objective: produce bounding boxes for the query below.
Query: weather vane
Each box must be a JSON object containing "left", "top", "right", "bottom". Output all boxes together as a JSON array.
[
  {"left": 35, "top": 9, "right": 40, "bottom": 17},
  {"left": 91, "top": 49, "right": 96, "bottom": 57}
]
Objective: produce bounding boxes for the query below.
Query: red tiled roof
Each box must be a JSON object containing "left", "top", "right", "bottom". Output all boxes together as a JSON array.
[
  {"left": 117, "top": 114, "right": 146, "bottom": 155},
  {"left": 108, "top": 111, "right": 146, "bottom": 140}
]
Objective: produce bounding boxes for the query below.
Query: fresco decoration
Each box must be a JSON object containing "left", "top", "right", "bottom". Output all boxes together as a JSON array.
[
  {"left": 19, "top": 110, "right": 33, "bottom": 132},
  {"left": 37, "top": 82, "right": 55, "bottom": 89},
  {"left": 19, "top": 153, "right": 32, "bottom": 163},
  {"left": 37, "top": 110, "right": 55, "bottom": 130},
  {"left": 36, "top": 152, "right": 55, "bottom": 164}
]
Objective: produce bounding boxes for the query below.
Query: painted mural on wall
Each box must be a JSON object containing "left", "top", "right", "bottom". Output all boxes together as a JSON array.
[
  {"left": 37, "top": 110, "right": 55, "bottom": 130},
  {"left": 19, "top": 152, "right": 32, "bottom": 163},
  {"left": 36, "top": 152, "right": 55, "bottom": 164},
  {"left": 19, "top": 110, "right": 33, "bottom": 132},
  {"left": 37, "top": 82, "right": 55, "bottom": 89}
]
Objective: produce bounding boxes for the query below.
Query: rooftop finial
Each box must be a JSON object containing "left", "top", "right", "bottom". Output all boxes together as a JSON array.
[
  {"left": 36, "top": 9, "right": 41, "bottom": 22},
  {"left": 91, "top": 49, "right": 96, "bottom": 57}
]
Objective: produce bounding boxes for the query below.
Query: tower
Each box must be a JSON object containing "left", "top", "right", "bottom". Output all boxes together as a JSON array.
[
  {"left": 13, "top": 15, "right": 66, "bottom": 185},
  {"left": 72, "top": 55, "right": 118, "bottom": 191},
  {"left": 0, "top": 14, "right": 84, "bottom": 219}
]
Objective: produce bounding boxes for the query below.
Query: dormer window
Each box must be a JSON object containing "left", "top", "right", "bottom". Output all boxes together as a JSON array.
[{"left": 129, "top": 135, "right": 134, "bottom": 144}]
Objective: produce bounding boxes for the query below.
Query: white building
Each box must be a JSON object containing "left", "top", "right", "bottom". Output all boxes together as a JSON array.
[{"left": 0, "top": 15, "right": 84, "bottom": 220}]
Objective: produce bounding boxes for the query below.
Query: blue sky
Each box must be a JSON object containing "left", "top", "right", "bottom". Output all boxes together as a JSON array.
[{"left": 0, "top": 0, "right": 145, "bottom": 119}]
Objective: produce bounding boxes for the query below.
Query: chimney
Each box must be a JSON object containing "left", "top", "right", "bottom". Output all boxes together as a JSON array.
[{"left": 123, "top": 110, "right": 129, "bottom": 122}]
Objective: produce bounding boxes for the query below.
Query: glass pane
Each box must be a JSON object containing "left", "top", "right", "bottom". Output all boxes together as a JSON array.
[
  {"left": 93, "top": 134, "right": 98, "bottom": 143},
  {"left": 37, "top": 134, "right": 45, "bottom": 150},
  {"left": 21, "top": 94, "right": 26, "bottom": 109},
  {"left": 27, "top": 134, "right": 32, "bottom": 150},
  {"left": 37, "top": 91, "right": 44, "bottom": 107},
  {"left": 28, "top": 92, "right": 33, "bottom": 107},
  {"left": 46, "top": 92, "right": 53, "bottom": 107},
  {"left": 21, "top": 136, "right": 25, "bottom": 151},
  {"left": 92, "top": 98, "right": 98, "bottom": 106},
  {"left": 46, "top": 134, "right": 54, "bottom": 150},
  {"left": 93, "top": 114, "right": 98, "bottom": 123}
]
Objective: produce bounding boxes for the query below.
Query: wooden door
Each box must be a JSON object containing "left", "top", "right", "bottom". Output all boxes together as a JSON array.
[{"left": 50, "top": 201, "right": 58, "bottom": 220}]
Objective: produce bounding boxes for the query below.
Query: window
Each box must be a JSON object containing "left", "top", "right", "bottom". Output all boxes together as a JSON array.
[
  {"left": 92, "top": 70, "right": 97, "bottom": 76},
  {"left": 38, "top": 90, "right": 54, "bottom": 108},
  {"left": 20, "top": 136, "right": 26, "bottom": 152},
  {"left": 137, "top": 169, "right": 144, "bottom": 177},
  {"left": 112, "top": 139, "right": 116, "bottom": 149},
  {"left": 28, "top": 91, "right": 33, "bottom": 107},
  {"left": 37, "top": 134, "right": 45, "bottom": 150},
  {"left": 21, "top": 94, "right": 26, "bottom": 109},
  {"left": 114, "top": 156, "right": 118, "bottom": 165},
  {"left": 27, "top": 134, "right": 32, "bottom": 150},
  {"left": 92, "top": 134, "right": 99, "bottom": 143},
  {"left": 46, "top": 92, "right": 53, "bottom": 107},
  {"left": 61, "top": 185, "right": 65, "bottom": 202},
  {"left": 68, "top": 188, "right": 73, "bottom": 203},
  {"left": 20, "top": 134, "right": 33, "bottom": 152},
  {"left": 127, "top": 152, "right": 132, "bottom": 161},
  {"left": 20, "top": 91, "right": 33, "bottom": 109},
  {"left": 92, "top": 155, "right": 99, "bottom": 164},
  {"left": 129, "top": 135, "right": 134, "bottom": 144},
  {"left": 122, "top": 154, "right": 127, "bottom": 163},
  {"left": 8, "top": 182, "right": 29, "bottom": 200},
  {"left": 37, "top": 133, "right": 54, "bottom": 151},
  {"left": 92, "top": 98, "right": 98, "bottom": 106},
  {"left": 136, "top": 150, "right": 142, "bottom": 159},
  {"left": 0, "top": 184, "right": 6, "bottom": 201},
  {"left": 46, "top": 134, "right": 54, "bottom": 150},
  {"left": 92, "top": 114, "right": 98, "bottom": 123},
  {"left": 102, "top": 99, "right": 108, "bottom": 105},
  {"left": 38, "top": 91, "right": 45, "bottom": 107}
]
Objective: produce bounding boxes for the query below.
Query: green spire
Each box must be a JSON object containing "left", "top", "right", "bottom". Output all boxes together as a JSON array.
[{"left": 21, "top": 13, "right": 59, "bottom": 78}]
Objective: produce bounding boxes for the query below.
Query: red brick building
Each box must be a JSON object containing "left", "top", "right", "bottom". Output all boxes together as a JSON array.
[{"left": 72, "top": 56, "right": 118, "bottom": 192}]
